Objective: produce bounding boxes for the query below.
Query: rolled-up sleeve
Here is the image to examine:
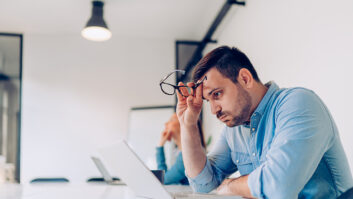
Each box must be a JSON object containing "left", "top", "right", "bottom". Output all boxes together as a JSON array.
[
  {"left": 188, "top": 158, "right": 220, "bottom": 193},
  {"left": 248, "top": 89, "right": 334, "bottom": 199},
  {"left": 187, "top": 129, "right": 237, "bottom": 193}
]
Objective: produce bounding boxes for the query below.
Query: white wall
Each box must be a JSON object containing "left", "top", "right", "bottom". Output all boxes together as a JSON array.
[
  {"left": 21, "top": 34, "right": 175, "bottom": 183},
  {"left": 18, "top": 0, "right": 353, "bottom": 183},
  {"left": 203, "top": 0, "right": 353, "bottom": 173}
]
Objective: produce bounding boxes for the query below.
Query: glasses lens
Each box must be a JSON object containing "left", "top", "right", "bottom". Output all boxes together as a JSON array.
[
  {"left": 177, "top": 86, "right": 193, "bottom": 96},
  {"left": 186, "top": 87, "right": 193, "bottom": 94},
  {"left": 161, "top": 83, "right": 175, "bottom": 95}
]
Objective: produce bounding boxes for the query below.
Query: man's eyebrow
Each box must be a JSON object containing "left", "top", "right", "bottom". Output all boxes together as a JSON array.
[{"left": 202, "top": 88, "right": 219, "bottom": 100}]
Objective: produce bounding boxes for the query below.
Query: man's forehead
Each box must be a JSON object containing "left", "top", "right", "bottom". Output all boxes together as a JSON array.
[
  {"left": 202, "top": 77, "right": 217, "bottom": 99},
  {"left": 201, "top": 68, "right": 233, "bottom": 99},
  {"left": 201, "top": 70, "right": 216, "bottom": 95},
  {"left": 201, "top": 69, "right": 221, "bottom": 88},
  {"left": 202, "top": 79, "right": 211, "bottom": 90}
]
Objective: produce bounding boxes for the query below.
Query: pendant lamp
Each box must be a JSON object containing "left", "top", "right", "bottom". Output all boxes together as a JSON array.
[{"left": 81, "top": 1, "right": 112, "bottom": 41}]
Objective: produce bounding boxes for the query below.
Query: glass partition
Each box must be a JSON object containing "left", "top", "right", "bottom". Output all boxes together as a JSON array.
[{"left": 0, "top": 33, "right": 23, "bottom": 182}]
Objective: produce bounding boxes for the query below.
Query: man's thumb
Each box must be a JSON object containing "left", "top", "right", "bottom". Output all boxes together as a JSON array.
[{"left": 187, "top": 96, "right": 194, "bottom": 108}]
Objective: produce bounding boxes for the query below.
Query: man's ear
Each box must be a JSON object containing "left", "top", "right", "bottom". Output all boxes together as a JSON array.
[{"left": 237, "top": 68, "right": 254, "bottom": 89}]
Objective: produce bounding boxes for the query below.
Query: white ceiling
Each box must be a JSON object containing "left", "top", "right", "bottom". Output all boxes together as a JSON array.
[{"left": 0, "top": 0, "right": 227, "bottom": 40}]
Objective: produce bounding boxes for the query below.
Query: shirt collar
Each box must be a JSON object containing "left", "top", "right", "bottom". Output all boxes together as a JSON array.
[{"left": 252, "top": 81, "right": 279, "bottom": 117}]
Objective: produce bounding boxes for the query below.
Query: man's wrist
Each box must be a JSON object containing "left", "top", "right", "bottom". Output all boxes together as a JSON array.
[
  {"left": 227, "top": 175, "right": 253, "bottom": 198},
  {"left": 180, "top": 123, "right": 198, "bottom": 132}
]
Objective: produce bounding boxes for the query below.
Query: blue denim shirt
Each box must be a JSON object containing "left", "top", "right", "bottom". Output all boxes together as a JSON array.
[{"left": 188, "top": 82, "right": 353, "bottom": 199}]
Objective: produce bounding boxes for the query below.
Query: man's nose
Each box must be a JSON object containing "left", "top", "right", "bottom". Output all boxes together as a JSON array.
[{"left": 210, "top": 102, "right": 221, "bottom": 115}]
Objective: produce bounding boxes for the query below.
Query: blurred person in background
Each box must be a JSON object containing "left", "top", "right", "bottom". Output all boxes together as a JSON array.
[{"left": 156, "top": 113, "right": 206, "bottom": 185}]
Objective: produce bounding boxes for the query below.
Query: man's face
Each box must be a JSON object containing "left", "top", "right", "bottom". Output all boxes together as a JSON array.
[{"left": 202, "top": 68, "right": 252, "bottom": 127}]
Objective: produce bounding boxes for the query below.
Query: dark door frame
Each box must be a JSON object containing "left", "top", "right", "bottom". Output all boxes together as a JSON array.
[{"left": 0, "top": 32, "right": 23, "bottom": 183}]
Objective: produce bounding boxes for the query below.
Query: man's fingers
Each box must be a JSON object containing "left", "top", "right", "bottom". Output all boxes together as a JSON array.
[
  {"left": 187, "top": 82, "right": 195, "bottom": 87},
  {"left": 178, "top": 82, "right": 190, "bottom": 97},
  {"left": 187, "top": 96, "right": 196, "bottom": 109},
  {"left": 195, "top": 82, "right": 203, "bottom": 101},
  {"left": 187, "top": 82, "right": 195, "bottom": 96},
  {"left": 176, "top": 82, "right": 186, "bottom": 102}
]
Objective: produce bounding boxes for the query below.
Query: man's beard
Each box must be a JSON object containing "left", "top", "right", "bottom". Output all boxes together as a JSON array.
[{"left": 218, "top": 86, "right": 252, "bottom": 127}]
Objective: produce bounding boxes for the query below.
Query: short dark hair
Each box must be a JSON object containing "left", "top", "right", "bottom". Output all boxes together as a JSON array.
[{"left": 192, "top": 46, "right": 260, "bottom": 84}]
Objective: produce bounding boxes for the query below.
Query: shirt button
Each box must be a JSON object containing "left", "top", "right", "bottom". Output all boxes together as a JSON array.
[
  {"left": 252, "top": 153, "right": 256, "bottom": 156},
  {"left": 252, "top": 128, "right": 255, "bottom": 131},
  {"left": 236, "top": 160, "right": 239, "bottom": 163}
]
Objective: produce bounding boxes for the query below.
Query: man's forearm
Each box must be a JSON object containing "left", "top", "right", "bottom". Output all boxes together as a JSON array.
[
  {"left": 227, "top": 175, "right": 254, "bottom": 198},
  {"left": 180, "top": 124, "right": 206, "bottom": 178}
]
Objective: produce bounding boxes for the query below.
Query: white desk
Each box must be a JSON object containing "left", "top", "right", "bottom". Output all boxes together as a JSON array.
[
  {"left": 0, "top": 183, "right": 198, "bottom": 199},
  {"left": 0, "top": 183, "right": 241, "bottom": 199},
  {"left": 1, "top": 183, "right": 140, "bottom": 199}
]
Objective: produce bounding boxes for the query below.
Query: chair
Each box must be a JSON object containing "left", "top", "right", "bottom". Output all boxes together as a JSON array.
[
  {"left": 86, "top": 177, "right": 120, "bottom": 182},
  {"left": 87, "top": 177, "right": 105, "bottom": 182},
  {"left": 30, "top": 177, "right": 70, "bottom": 183}
]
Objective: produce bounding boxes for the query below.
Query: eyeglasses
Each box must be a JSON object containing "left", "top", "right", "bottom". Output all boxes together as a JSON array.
[{"left": 159, "top": 69, "right": 207, "bottom": 97}]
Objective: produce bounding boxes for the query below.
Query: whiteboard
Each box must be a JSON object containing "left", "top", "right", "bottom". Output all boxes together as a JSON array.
[{"left": 127, "top": 106, "right": 176, "bottom": 170}]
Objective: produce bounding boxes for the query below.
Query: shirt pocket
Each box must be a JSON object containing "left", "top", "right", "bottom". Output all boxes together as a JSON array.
[{"left": 234, "top": 152, "right": 253, "bottom": 176}]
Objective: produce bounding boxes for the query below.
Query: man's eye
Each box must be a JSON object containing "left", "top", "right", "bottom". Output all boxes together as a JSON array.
[{"left": 213, "top": 91, "right": 221, "bottom": 98}]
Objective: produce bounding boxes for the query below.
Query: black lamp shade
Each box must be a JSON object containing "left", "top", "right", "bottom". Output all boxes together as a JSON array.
[
  {"left": 85, "top": 1, "right": 108, "bottom": 28},
  {"left": 81, "top": 1, "right": 112, "bottom": 41}
]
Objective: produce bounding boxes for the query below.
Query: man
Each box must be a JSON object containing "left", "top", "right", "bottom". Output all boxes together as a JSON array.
[{"left": 176, "top": 46, "right": 353, "bottom": 198}]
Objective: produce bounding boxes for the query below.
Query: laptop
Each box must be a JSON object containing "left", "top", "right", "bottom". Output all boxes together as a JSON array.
[
  {"left": 98, "top": 139, "right": 241, "bottom": 199},
  {"left": 91, "top": 156, "right": 125, "bottom": 185}
]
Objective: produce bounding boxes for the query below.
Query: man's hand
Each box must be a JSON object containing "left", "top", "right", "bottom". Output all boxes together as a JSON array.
[
  {"left": 176, "top": 82, "right": 203, "bottom": 127},
  {"left": 216, "top": 178, "right": 233, "bottom": 195},
  {"left": 216, "top": 176, "right": 255, "bottom": 198}
]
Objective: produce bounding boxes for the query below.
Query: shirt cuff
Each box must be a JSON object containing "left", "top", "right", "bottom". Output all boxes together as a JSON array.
[{"left": 186, "top": 159, "right": 215, "bottom": 193}]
